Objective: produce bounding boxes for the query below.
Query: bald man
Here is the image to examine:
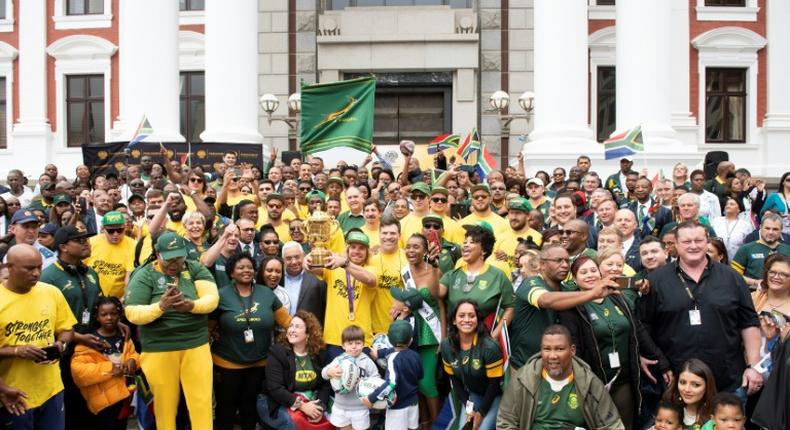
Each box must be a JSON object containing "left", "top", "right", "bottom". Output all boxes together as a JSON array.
[
  {"left": 0, "top": 245, "right": 76, "bottom": 428},
  {"left": 562, "top": 219, "right": 597, "bottom": 262}
]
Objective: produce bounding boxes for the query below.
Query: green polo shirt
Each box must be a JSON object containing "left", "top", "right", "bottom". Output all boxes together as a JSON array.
[
  {"left": 584, "top": 298, "right": 631, "bottom": 385},
  {"left": 210, "top": 254, "right": 232, "bottom": 289},
  {"left": 439, "top": 263, "right": 514, "bottom": 319},
  {"left": 439, "top": 239, "right": 461, "bottom": 274},
  {"left": 440, "top": 335, "right": 504, "bottom": 397},
  {"left": 731, "top": 241, "right": 790, "bottom": 279},
  {"left": 336, "top": 211, "right": 365, "bottom": 234},
  {"left": 532, "top": 376, "right": 585, "bottom": 430},
  {"left": 210, "top": 283, "right": 283, "bottom": 364},
  {"left": 510, "top": 275, "right": 557, "bottom": 369},
  {"left": 40, "top": 262, "right": 102, "bottom": 334},
  {"left": 125, "top": 260, "right": 215, "bottom": 352}
]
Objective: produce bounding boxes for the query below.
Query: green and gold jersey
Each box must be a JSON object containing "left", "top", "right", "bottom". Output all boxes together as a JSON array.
[
  {"left": 532, "top": 372, "right": 585, "bottom": 430},
  {"left": 440, "top": 335, "right": 503, "bottom": 396},
  {"left": 439, "top": 263, "right": 514, "bottom": 319},
  {"left": 731, "top": 240, "right": 790, "bottom": 279},
  {"left": 510, "top": 275, "right": 556, "bottom": 369},
  {"left": 40, "top": 262, "right": 102, "bottom": 334},
  {"left": 294, "top": 353, "right": 320, "bottom": 394}
]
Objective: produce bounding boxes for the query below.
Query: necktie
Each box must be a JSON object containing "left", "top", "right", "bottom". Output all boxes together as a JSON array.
[
  {"left": 244, "top": 244, "right": 251, "bottom": 255},
  {"left": 638, "top": 204, "right": 646, "bottom": 225}
]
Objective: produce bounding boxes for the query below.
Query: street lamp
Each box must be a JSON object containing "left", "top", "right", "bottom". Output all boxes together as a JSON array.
[
  {"left": 489, "top": 90, "right": 535, "bottom": 167},
  {"left": 260, "top": 92, "right": 301, "bottom": 150}
]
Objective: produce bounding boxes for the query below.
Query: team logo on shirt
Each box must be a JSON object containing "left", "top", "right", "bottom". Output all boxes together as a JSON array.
[
  {"left": 378, "top": 274, "right": 400, "bottom": 290},
  {"left": 62, "top": 280, "right": 74, "bottom": 291},
  {"left": 86, "top": 274, "right": 96, "bottom": 284},
  {"left": 478, "top": 280, "right": 489, "bottom": 290},
  {"left": 471, "top": 359, "right": 482, "bottom": 370},
  {"left": 751, "top": 253, "right": 765, "bottom": 259},
  {"left": 568, "top": 393, "right": 579, "bottom": 410},
  {"left": 234, "top": 302, "right": 260, "bottom": 320},
  {"left": 333, "top": 279, "right": 359, "bottom": 300},
  {"left": 551, "top": 394, "right": 560, "bottom": 405}
]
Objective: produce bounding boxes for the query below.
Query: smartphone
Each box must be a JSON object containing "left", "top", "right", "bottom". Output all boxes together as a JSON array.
[
  {"left": 612, "top": 276, "right": 634, "bottom": 289},
  {"left": 37, "top": 345, "right": 62, "bottom": 362},
  {"left": 450, "top": 203, "right": 470, "bottom": 219},
  {"left": 427, "top": 229, "right": 441, "bottom": 249},
  {"left": 79, "top": 197, "right": 87, "bottom": 210}
]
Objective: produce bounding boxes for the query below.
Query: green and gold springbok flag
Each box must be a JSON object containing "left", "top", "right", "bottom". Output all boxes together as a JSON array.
[{"left": 299, "top": 76, "right": 376, "bottom": 154}]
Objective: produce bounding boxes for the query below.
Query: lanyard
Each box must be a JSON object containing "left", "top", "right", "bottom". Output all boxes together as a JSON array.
[
  {"left": 234, "top": 284, "right": 255, "bottom": 329},
  {"left": 677, "top": 269, "right": 707, "bottom": 308},
  {"left": 345, "top": 270, "right": 356, "bottom": 316}
]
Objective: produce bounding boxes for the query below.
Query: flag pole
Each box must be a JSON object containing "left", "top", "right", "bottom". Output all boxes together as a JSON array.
[{"left": 641, "top": 124, "right": 647, "bottom": 178}]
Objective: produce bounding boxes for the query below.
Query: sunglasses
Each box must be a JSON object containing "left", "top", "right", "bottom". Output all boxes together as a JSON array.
[
  {"left": 105, "top": 228, "right": 124, "bottom": 235},
  {"left": 262, "top": 240, "right": 278, "bottom": 245},
  {"left": 490, "top": 187, "right": 506, "bottom": 191},
  {"left": 423, "top": 223, "right": 442, "bottom": 230},
  {"left": 431, "top": 197, "right": 448, "bottom": 203},
  {"left": 472, "top": 194, "right": 489, "bottom": 200},
  {"left": 231, "top": 177, "right": 240, "bottom": 182},
  {"left": 411, "top": 194, "right": 427, "bottom": 200},
  {"left": 298, "top": 187, "right": 311, "bottom": 191},
  {"left": 558, "top": 229, "right": 578, "bottom": 236},
  {"left": 189, "top": 177, "right": 203, "bottom": 183}
]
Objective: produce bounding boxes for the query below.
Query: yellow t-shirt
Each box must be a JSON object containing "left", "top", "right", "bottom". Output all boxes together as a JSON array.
[
  {"left": 490, "top": 228, "right": 544, "bottom": 274},
  {"left": 85, "top": 236, "right": 136, "bottom": 298},
  {"left": 360, "top": 224, "right": 381, "bottom": 253},
  {"left": 270, "top": 221, "right": 291, "bottom": 243},
  {"left": 165, "top": 219, "right": 186, "bottom": 237},
  {"left": 459, "top": 211, "right": 511, "bottom": 237},
  {"left": 400, "top": 213, "right": 426, "bottom": 245},
  {"left": 0, "top": 283, "right": 77, "bottom": 408},
  {"left": 256, "top": 207, "right": 297, "bottom": 230},
  {"left": 369, "top": 250, "right": 406, "bottom": 334},
  {"left": 320, "top": 266, "right": 377, "bottom": 346},
  {"left": 441, "top": 215, "right": 465, "bottom": 244},
  {"left": 219, "top": 192, "right": 256, "bottom": 210},
  {"left": 294, "top": 203, "right": 310, "bottom": 220}
]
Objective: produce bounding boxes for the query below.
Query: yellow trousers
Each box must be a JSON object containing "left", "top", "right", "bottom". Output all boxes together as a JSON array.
[{"left": 140, "top": 343, "right": 213, "bottom": 430}]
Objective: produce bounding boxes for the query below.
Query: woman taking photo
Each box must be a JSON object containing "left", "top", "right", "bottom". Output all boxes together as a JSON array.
[
  {"left": 439, "top": 223, "right": 514, "bottom": 340},
  {"left": 751, "top": 254, "right": 790, "bottom": 374},
  {"left": 761, "top": 171, "right": 790, "bottom": 235},
  {"left": 711, "top": 196, "right": 754, "bottom": 261},
  {"left": 662, "top": 358, "right": 718, "bottom": 430},
  {"left": 557, "top": 255, "right": 641, "bottom": 430},
  {"left": 209, "top": 253, "right": 291, "bottom": 430},
  {"left": 440, "top": 300, "right": 503, "bottom": 430},
  {"left": 257, "top": 311, "right": 331, "bottom": 429}
]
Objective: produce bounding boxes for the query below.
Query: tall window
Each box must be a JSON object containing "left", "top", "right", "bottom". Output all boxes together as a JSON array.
[
  {"left": 180, "top": 72, "right": 205, "bottom": 144},
  {"left": 180, "top": 0, "right": 205, "bottom": 11},
  {"left": 328, "top": 0, "right": 470, "bottom": 10},
  {"left": 596, "top": 0, "right": 616, "bottom": 5},
  {"left": 0, "top": 0, "right": 6, "bottom": 20},
  {"left": 0, "top": 77, "right": 6, "bottom": 149},
  {"left": 705, "top": 68, "right": 746, "bottom": 143},
  {"left": 704, "top": 0, "right": 746, "bottom": 5},
  {"left": 66, "top": 75, "right": 104, "bottom": 147},
  {"left": 373, "top": 88, "right": 450, "bottom": 147},
  {"left": 596, "top": 66, "right": 616, "bottom": 142},
  {"left": 67, "top": 0, "right": 103, "bottom": 15}
]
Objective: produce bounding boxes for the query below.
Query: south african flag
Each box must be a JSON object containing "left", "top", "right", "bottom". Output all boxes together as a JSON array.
[
  {"left": 604, "top": 125, "right": 643, "bottom": 160},
  {"left": 428, "top": 133, "right": 460, "bottom": 154}
]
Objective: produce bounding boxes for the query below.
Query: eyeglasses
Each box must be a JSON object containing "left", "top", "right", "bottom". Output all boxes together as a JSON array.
[
  {"left": 105, "top": 228, "right": 124, "bottom": 235},
  {"left": 298, "top": 187, "right": 311, "bottom": 191},
  {"left": 541, "top": 257, "right": 570, "bottom": 264},
  {"left": 189, "top": 177, "right": 203, "bottom": 183},
  {"left": 431, "top": 197, "right": 448, "bottom": 203},
  {"left": 262, "top": 240, "right": 278, "bottom": 245},
  {"left": 411, "top": 194, "right": 427, "bottom": 201},
  {"left": 423, "top": 223, "right": 442, "bottom": 230},
  {"left": 767, "top": 270, "right": 790, "bottom": 280},
  {"left": 558, "top": 229, "right": 578, "bottom": 236},
  {"left": 472, "top": 194, "right": 489, "bottom": 200}
]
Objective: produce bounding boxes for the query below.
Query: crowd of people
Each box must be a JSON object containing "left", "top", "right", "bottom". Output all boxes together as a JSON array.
[{"left": 0, "top": 144, "right": 788, "bottom": 430}]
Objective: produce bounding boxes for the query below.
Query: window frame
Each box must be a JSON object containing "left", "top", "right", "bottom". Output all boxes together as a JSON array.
[
  {"left": 695, "top": 0, "right": 758, "bottom": 22},
  {"left": 370, "top": 86, "right": 453, "bottom": 147},
  {"left": 0, "top": 0, "right": 14, "bottom": 33},
  {"left": 180, "top": 71, "right": 205, "bottom": 144},
  {"left": 180, "top": 0, "right": 205, "bottom": 11},
  {"left": 53, "top": 0, "right": 112, "bottom": 29},
  {"left": 704, "top": 0, "right": 745, "bottom": 6},
  {"left": 65, "top": 74, "right": 105, "bottom": 148},
  {"left": 704, "top": 68, "right": 747, "bottom": 144},
  {"left": 327, "top": 0, "right": 471, "bottom": 10},
  {"left": 596, "top": 66, "right": 616, "bottom": 143},
  {"left": 66, "top": 0, "right": 104, "bottom": 16}
]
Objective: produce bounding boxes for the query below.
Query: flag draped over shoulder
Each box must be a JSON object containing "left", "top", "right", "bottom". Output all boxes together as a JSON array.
[
  {"left": 427, "top": 133, "right": 460, "bottom": 154},
  {"left": 604, "top": 125, "right": 643, "bottom": 160},
  {"left": 299, "top": 76, "right": 376, "bottom": 155}
]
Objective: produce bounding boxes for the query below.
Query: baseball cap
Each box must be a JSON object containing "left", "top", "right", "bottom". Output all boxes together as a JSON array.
[
  {"left": 390, "top": 287, "right": 423, "bottom": 312},
  {"left": 266, "top": 193, "right": 285, "bottom": 204},
  {"left": 421, "top": 213, "right": 444, "bottom": 226},
  {"left": 327, "top": 177, "right": 344, "bottom": 187},
  {"left": 387, "top": 320, "right": 413, "bottom": 347},
  {"left": 53, "top": 225, "right": 93, "bottom": 249},
  {"left": 345, "top": 230, "right": 370, "bottom": 247},
  {"left": 508, "top": 196, "right": 532, "bottom": 213},
  {"left": 410, "top": 182, "right": 430, "bottom": 196},
  {"left": 306, "top": 190, "right": 326, "bottom": 202},
  {"left": 155, "top": 232, "right": 188, "bottom": 260},
  {"left": 526, "top": 177, "right": 544, "bottom": 187},
  {"left": 101, "top": 211, "right": 126, "bottom": 226},
  {"left": 470, "top": 184, "right": 491, "bottom": 195},
  {"left": 53, "top": 194, "right": 73, "bottom": 205},
  {"left": 127, "top": 193, "right": 145, "bottom": 204},
  {"left": 39, "top": 223, "right": 58, "bottom": 235},
  {"left": 10, "top": 210, "right": 39, "bottom": 225},
  {"left": 430, "top": 187, "right": 449, "bottom": 196}
]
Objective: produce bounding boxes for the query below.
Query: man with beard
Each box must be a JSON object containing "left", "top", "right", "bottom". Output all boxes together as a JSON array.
[
  {"left": 508, "top": 245, "right": 615, "bottom": 370},
  {"left": 84, "top": 212, "right": 135, "bottom": 298},
  {"left": 459, "top": 184, "right": 509, "bottom": 236},
  {"left": 41, "top": 225, "right": 106, "bottom": 430},
  {"left": 491, "top": 197, "right": 542, "bottom": 274},
  {"left": 497, "top": 325, "right": 623, "bottom": 429},
  {"left": 262, "top": 193, "right": 290, "bottom": 241},
  {"left": 80, "top": 190, "right": 113, "bottom": 235},
  {"left": 370, "top": 217, "right": 407, "bottom": 334}
]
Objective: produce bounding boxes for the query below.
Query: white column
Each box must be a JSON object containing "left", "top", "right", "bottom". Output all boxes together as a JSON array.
[
  {"left": 526, "top": 0, "right": 596, "bottom": 153},
  {"left": 112, "top": 0, "right": 183, "bottom": 142},
  {"left": 670, "top": 0, "right": 696, "bottom": 128},
  {"left": 12, "top": 0, "right": 51, "bottom": 167},
  {"left": 763, "top": 0, "right": 790, "bottom": 176},
  {"left": 616, "top": 0, "right": 685, "bottom": 149},
  {"left": 200, "top": 0, "right": 262, "bottom": 143}
]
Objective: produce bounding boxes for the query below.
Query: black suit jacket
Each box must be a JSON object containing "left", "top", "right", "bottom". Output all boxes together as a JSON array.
[
  {"left": 624, "top": 236, "right": 642, "bottom": 273},
  {"left": 263, "top": 344, "right": 331, "bottom": 417},
  {"left": 236, "top": 242, "right": 263, "bottom": 265},
  {"left": 627, "top": 201, "right": 672, "bottom": 239},
  {"left": 289, "top": 271, "right": 327, "bottom": 325}
]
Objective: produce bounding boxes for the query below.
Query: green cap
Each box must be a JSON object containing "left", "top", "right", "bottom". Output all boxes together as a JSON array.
[
  {"left": 327, "top": 176, "right": 345, "bottom": 187},
  {"left": 421, "top": 213, "right": 444, "bottom": 226},
  {"left": 306, "top": 190, "right": 326, "bottom": 201},
  {"left": 410, "top": 182, "right": 430, "bottom": 195},
  {"left": 387, "top": 319, "right": 413, "bottom": 346},
  {"left": 390, "top": 287, "right": 423, "bottom": 311},
  {"left": 430, "top": 187, "right": 449, "bottom": 196},
  {"left": 463, "top": 220, "right": 494, "bottom": 234},
  {"left": 345, "top": 230, "right": 370, "bottom": 247},
  {"left": 508, "top": 196, "right": 532, "bottom": 213},
  {"left": 266, "top": 192, "right": 284, "bottom": 203},
  {"left": 155, "top": 232, "right": 188, "bottom": 260},
  {"left": 101, "top": 211, "right": 126, "bottom": 226},
  {"left": 127, "top": 193, "right": 146, "bottom": 203},
  {"left": 470, "top": 184, "right": 490, "bottom": 195},
  {"left": 53, "top": 194, "right": 72, "bottom": 205}
]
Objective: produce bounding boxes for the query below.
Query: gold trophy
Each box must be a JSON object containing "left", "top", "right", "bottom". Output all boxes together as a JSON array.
[{"left": 300, "top": 210, "right": 340, "bottom": 268}]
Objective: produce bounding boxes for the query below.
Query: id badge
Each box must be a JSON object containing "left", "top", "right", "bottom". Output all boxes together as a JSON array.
[
  {"left": 81, "top": 310, "right": 91, "bottom": 325},
  {"left": 608, "top": 352, "right": 621, "bottom": 369},
  {"left": 465, "top": 400, "right": 475, "bottom": 415},
  {"left": 243, "top": 329, "right": 254, "bottom": 344},
  {"left": 689, "top": 309, "right": 702, "bottom": 326}
]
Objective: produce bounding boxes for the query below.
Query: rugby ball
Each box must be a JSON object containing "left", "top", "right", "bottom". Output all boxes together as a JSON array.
[
  {"left": 371, "top": 334, "right": 393, "bottom": 369},
  {"left": 356, "top": 376, "right": 397, "bottom": 410},
  {"left": 399, "top": 140, "right": 415, "bottom": 156},
  {"left": 272, "top": 286, "right": 291, "bottom": 314},
  {"left": 330, "top": 354, "right": 361, "bottom": 394}
]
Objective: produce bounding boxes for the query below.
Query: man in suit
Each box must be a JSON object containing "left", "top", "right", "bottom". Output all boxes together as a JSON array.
[
  {"left": 236, "top": 218, "right": 262, "bottom": 264},
  {"left": 282, "top": 241, "right": 327, "bottom": 324},
  {"left": 615, "top": 209, "right": 642, "bottom": 273},
  {"left": 604, "top": 158, "right": 633, "bottom": 197},
  {"left": 626, "top": 177, "right": 672, "bottom": 238},
  {"left": 586, "top": 198, "right": 617, "bottom": 249}
]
